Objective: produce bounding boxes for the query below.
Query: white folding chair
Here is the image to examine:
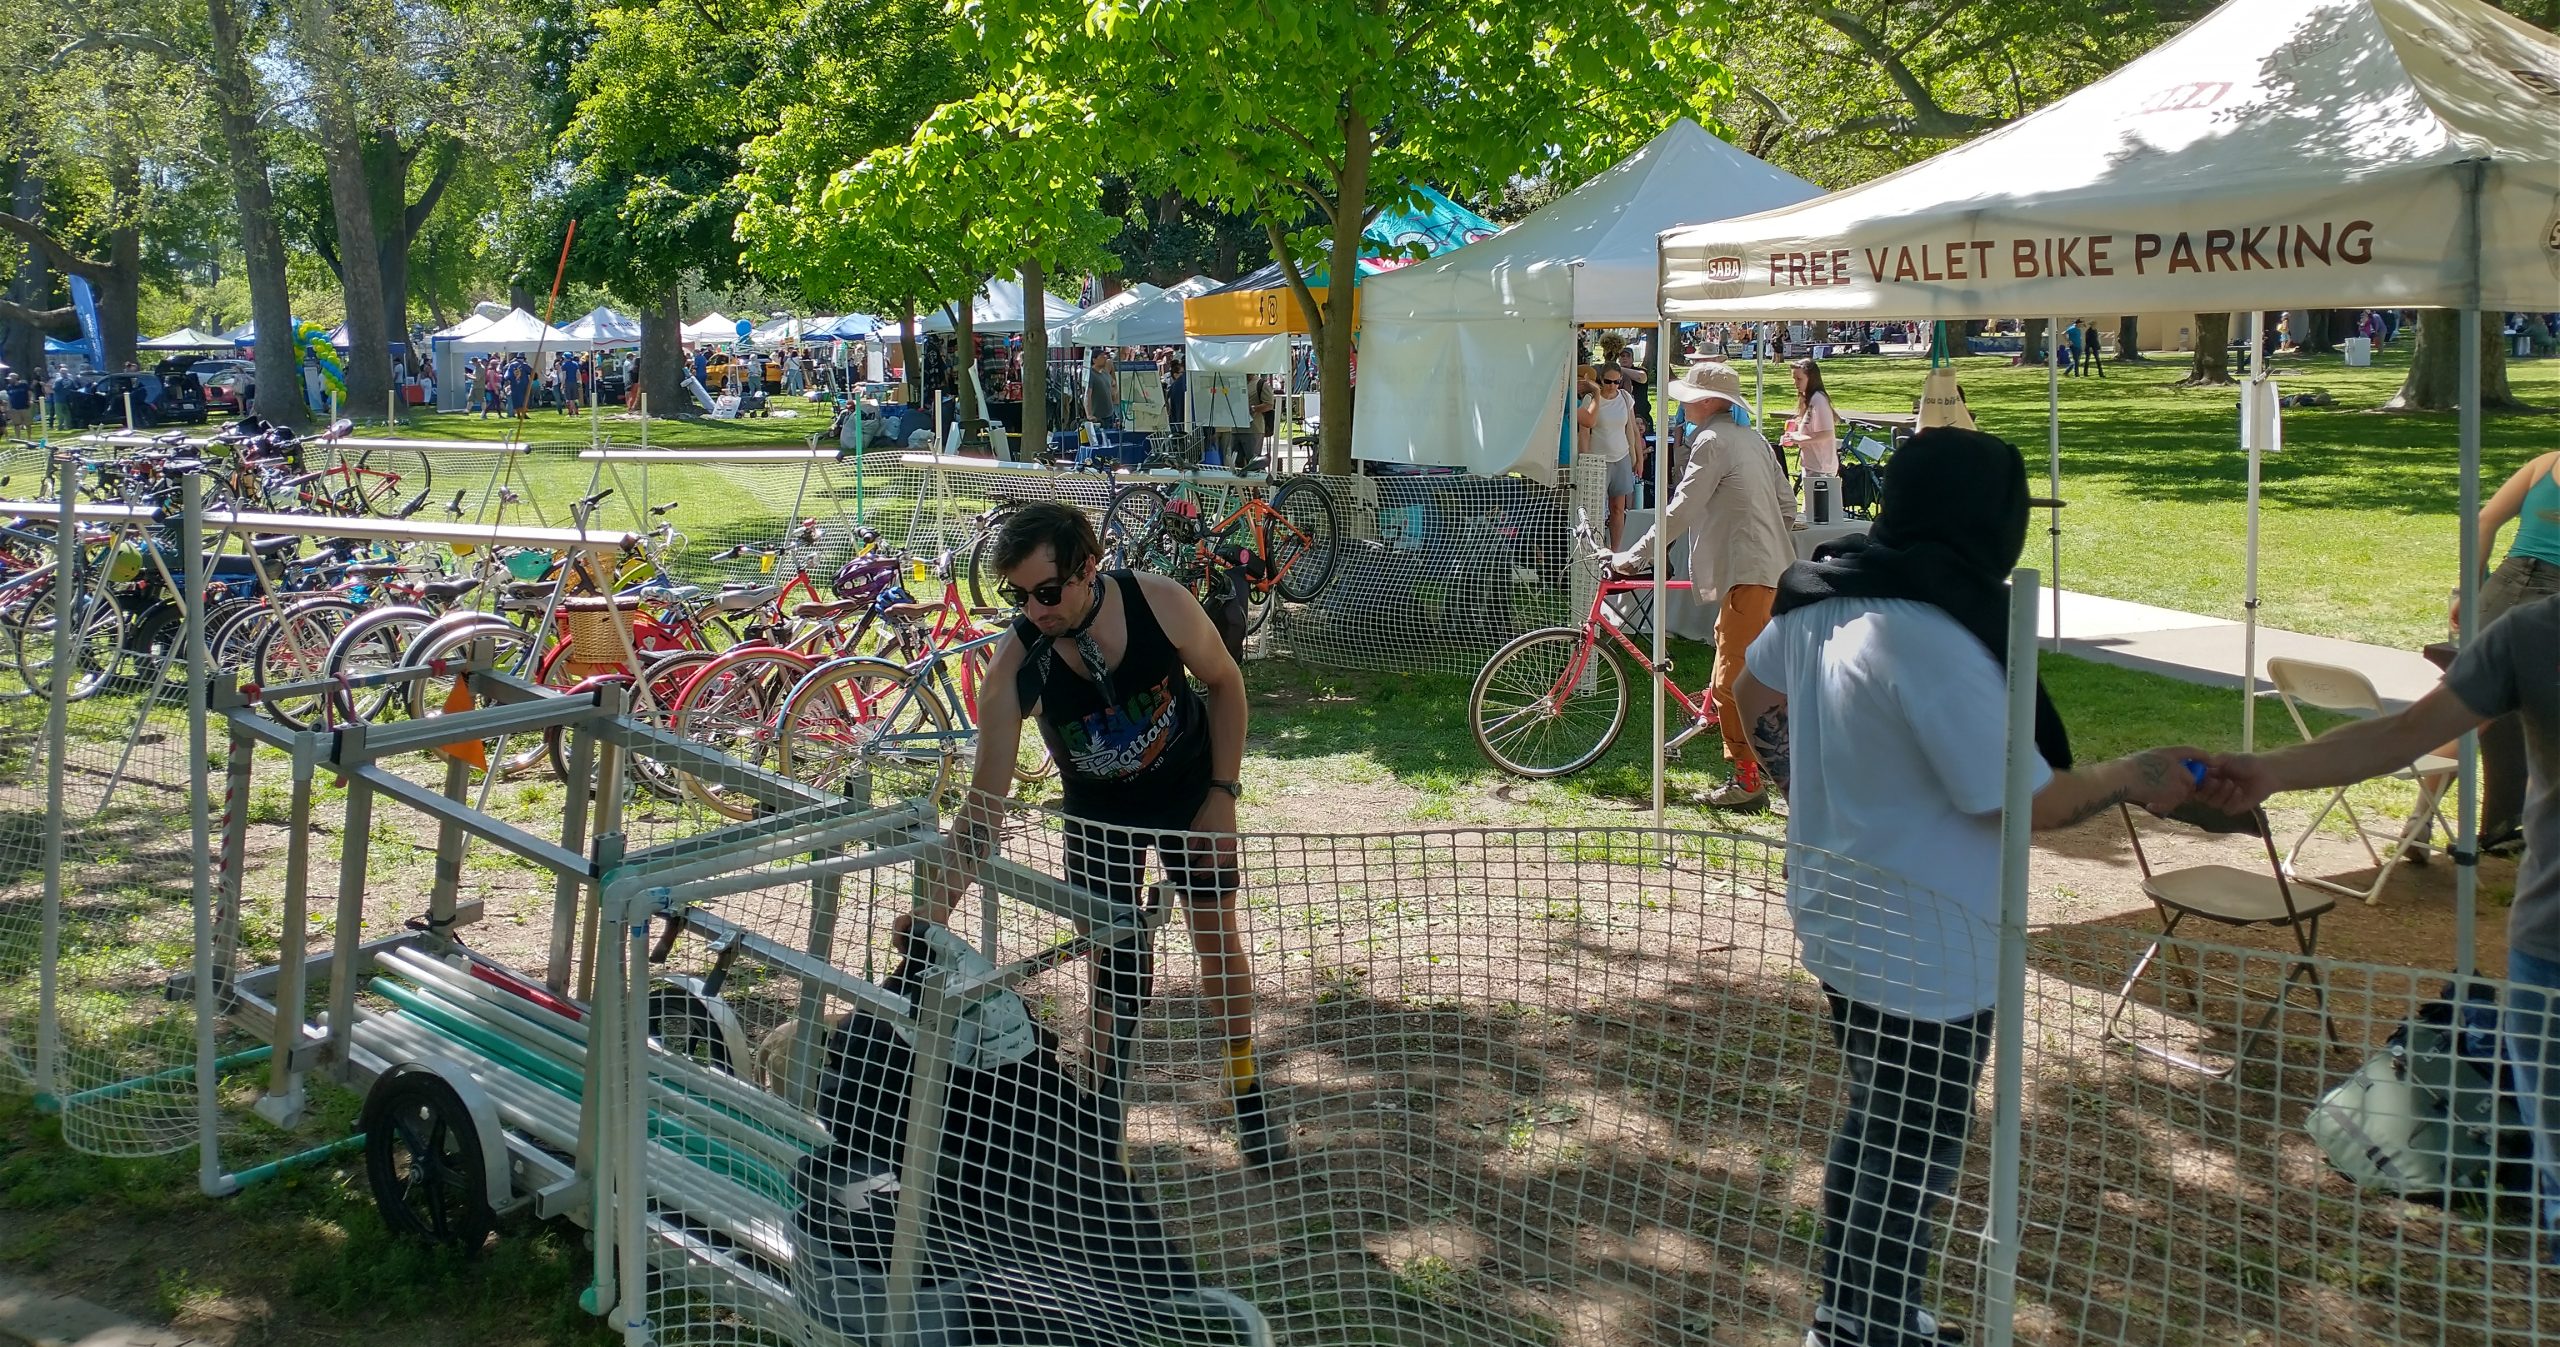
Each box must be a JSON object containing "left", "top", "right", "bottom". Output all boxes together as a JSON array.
[{"left": 2265, "top": 657, "right": 2453, "bottom": 905}]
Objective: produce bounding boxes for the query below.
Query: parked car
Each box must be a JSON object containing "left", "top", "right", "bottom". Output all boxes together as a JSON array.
[
  {"left": 197, "top": 363, "right": 253, "bottom": 412},
  {"left": 89, "top": 371, "right": 208, "bottom": 426}
]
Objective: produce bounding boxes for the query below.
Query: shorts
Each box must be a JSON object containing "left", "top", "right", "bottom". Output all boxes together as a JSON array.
[
  {"left": 1605, "top": 453, "right": 1636, "bottom": 501},
  {"left": 1063, "top": 807, "right": 1241, "bottom": 913},
  {"left": 3, "top": 406, "right": 28, "bottom": 432}
]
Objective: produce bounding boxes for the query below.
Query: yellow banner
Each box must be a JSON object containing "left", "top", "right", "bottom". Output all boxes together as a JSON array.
[{"left": 1183, "top": 285, "right": 1356, "bottom": 338}]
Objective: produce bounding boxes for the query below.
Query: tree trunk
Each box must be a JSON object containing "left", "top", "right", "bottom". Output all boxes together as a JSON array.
[
  {"left": 2114, "top": 315, "right": 2145, "bottom": 363},
  {"left": 637, "top": 285, "right": 683, "bottom": 417},
  {"left": 897, "top": 298, "right": 921, "bottom": 405},
  {"left": 305, "top": 51, "right": 392, "bottom": 419},
  {"left": 207, "top": 0, "right": 306, "bottom": 427},
  {"left": 2293, "top": 309, "right": 2341, "bottom": 356},
  {"left": 1314, "top": 102, "right": 1368, "bottom": 477},
  {"left": 2383, "top": 309, "right": 2521, "bottom": 412},
  {"left": 510, "top": 284, "right": 537, "bottom": 314},
  {"left": 99, "top": 216, "right": 141, "bottom": 372},
  {"left": 953, "top": 299, "right": 980, "bottom": 426},
  {"left": 1, "top": 158, "right": 46, "bottom": 380},
  {"left": 2184, "top": 313, "right": 2234, "bottom": 385},
  {"left": 1019, "top": 259, "right": 1048, "bottom": 455},
  {"left": 2019, "top": 317, "right": 2049, "bottom": 365}
]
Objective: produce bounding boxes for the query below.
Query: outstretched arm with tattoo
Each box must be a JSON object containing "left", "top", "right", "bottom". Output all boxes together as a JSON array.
[
  {"left": 2027, "top": 747, "right": 2205, "bottom": 830},
  {"left": 1735, "top": 669, "right": 1791, "bottom": 794}
]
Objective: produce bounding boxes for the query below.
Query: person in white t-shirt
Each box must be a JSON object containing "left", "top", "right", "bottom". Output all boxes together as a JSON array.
[
  {"left": 1585, "top": 363, "right": 1644, "bottom": 549},
  {"left": 1737, "top": 427, "right": 2203, "bottom": 1347}
]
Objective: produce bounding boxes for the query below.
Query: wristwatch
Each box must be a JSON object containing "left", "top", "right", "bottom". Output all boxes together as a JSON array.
[{"left": 1209, "top": 779, "right": 1243, "bottom": 801}]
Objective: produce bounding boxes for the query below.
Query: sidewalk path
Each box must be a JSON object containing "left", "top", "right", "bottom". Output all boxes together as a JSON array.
[{"left": 2041, "top": 589, "right": 2445, "bottom": 709}]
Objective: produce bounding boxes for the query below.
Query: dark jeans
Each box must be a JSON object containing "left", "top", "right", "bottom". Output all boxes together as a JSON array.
[
  {"left": 1820, "top": 989, "right": 1993, "bottom": 1345},
  {"left": 2481, "top": 554, "right": 2560, "bottom": 837}
]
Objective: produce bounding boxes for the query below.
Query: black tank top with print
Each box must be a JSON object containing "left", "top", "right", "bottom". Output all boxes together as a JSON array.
[{"left": 1017, "top": 571, "right": 1210, "bottom": 825}]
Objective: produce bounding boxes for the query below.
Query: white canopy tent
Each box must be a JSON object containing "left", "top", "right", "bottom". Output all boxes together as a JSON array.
[
  {"left": 1050, "top": 283, "right": 1163, "bottom": 347},
  {"left": 1089, "top": 277, "right": 1218, "bottom": 348},
  {"left": 680, "top": 312, "right": 742, "bottom": 344},
  {"left": 913, "top": 277, "right": 1083, "bottom": 336},
  {"left": 1352, "top": 119, "right": 1820, "bottom": 480},
  {"left": 563, "top": 305, "right": 642, "bottom": 347},
  {"left": 426, "top": 308, "right": 581, "bottom": 410},
  {"left": 140, "top": 327, "right": 231, "bottom": 351},
  {"left": 1658, "top": 0, "right": 2560, "bottom": 970}
]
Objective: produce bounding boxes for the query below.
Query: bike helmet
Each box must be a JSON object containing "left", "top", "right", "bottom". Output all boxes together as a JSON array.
[{"left": 832, "top": 554, "right": 903, "bottom": 604}]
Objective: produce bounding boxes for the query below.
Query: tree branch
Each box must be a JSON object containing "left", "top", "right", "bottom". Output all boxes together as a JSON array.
[
  {"left": 0, "top": 298, "right": 77, "bottom": 335},
  {"left": 1264, "top": 213, "right": 1326, "bottom": 349},
  {"left": 0, "top": 213, "right": 107, "bottom": 283},
  {"left": 1810, "top": 4, "right": 2007, "bottom": 140},
  {"left": 403, "top": 141, "right": 461, "bottom": 239}
]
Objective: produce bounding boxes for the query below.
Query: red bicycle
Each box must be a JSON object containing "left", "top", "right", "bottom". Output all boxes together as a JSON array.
[{"left": 1467, "top": 534, "right": 1718, "bottom": 777}]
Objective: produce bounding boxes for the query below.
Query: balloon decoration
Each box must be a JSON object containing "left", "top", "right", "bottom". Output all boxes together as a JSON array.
[{"left": 295, "top": 320, "right": 346, "bottom": 400}]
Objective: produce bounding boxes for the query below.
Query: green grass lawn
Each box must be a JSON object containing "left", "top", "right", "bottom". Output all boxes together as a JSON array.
[
  {"left": 360, "top": 348, "right": 2558, "bottom": 650},
  {"left": 1805, "top": 345, "right": 2558, "bottom": 649}
]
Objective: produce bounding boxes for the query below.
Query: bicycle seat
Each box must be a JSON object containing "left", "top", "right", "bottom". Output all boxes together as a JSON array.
[
  {"left": 789, "top": 599, "right": 862, "bottom": 619},
  {"left": 653, "top": 583, "right": 706, "bottom": 604},
  {"left": 343, "top": 562, "right": 405, "bottom": 578},
  {"left": 421, "top": 577, "right": 481, "bottom": 605},
  {"left": 249, "top": 534, "right": 300, "bottom": 556},
  {"left": 714, "top": 584, "right": 781, "bottom": 611},
  {"left": 879, "top": 600, "right": 938, "bottom": 623}
]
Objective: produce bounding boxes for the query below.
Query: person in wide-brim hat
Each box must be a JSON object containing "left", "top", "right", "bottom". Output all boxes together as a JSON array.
[{"left": 1612, "top": 359, "right": 1796, "bottom": 813}]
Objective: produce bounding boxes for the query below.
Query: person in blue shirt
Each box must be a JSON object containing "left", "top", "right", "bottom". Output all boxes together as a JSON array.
[{"left": 503, "top": 354, "right": 531, "bottom": 414}]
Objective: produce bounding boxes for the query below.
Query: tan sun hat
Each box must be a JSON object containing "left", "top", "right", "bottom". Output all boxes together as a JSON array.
[{"left": 1664, "top": 360, "right": 1747, "bottom": 409}]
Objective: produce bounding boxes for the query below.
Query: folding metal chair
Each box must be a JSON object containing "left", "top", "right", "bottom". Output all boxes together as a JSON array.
[
  {"left": 2265, "top": 657, "right": 2454, "bottom": 905},
  {"left": 2103, "top": 803, "right": 2341, "bottom": 1078}
]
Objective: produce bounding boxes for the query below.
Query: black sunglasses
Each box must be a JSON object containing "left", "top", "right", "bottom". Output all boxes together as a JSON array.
[
  {"left": 1601, "top": 377, "right": 1625, "bottom": 386},
  {"left": 998, "top": 575, "right": 1075, "bottom": 608}
]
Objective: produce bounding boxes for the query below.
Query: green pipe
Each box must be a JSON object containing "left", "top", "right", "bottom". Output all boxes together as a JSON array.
[
  {"left": 41, "top": 1046, "right": 275, "bottom": 1113},
  {"left": 223, "top": 1131, "right": 368, "bottom": 1190},
  {"left": 369, "top": 978, "right": 794, "bottom": 1205}
]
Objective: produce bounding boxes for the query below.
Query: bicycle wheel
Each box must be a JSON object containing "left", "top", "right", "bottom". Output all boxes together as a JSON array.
[
  {"left": 962, "top": 503, "right": 1021, "bottom": 609},
  {"left": 325, "top": 605, "right": 433, "bottom": 724},
  {"left": 774, "top": 657, "right": 953, "bottom": 807},
  {"left": 622, "top": 648, "right": 721, "bottom": 801},
  {"left": 669, "top": 646, "right": 819, "bottom": 820},
  {"left": 1099, "top": 484, "right": 1168, "bottom": 563},
  {"left": 252, "top": 597, "right": 362, "bottom": 728},
  {"left": 398, "top": 620, "right": 537, "bottom": 766},
  {"left": 353, "top": 446, "right": 430, "bottom": 505},
  {"left": 13, "top": 588, "right": 125, "bottom": 702},
  {"left": 1268, "top": 478, "right": 1341, "bottom": 602},
  {"left": 1468, "top": 627, "right": 1631, "bottom": 778}
]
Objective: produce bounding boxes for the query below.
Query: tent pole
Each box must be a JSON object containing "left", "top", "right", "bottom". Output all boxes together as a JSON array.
[
  {"left": 1653, "top": 319, "right": 1671, "bottom": 839},
  {"left": 2453, "top": 158, "right": 2488, "bottom": 977},
  {"left": 2243, "top": 312, "right": 2266, "bottom": 752},
  {"left": 2047, "top": 317, "right": 2062, "bottom": 653},
  {"left": 1752, "top": 325, "right": 1765, "bottom": 423}
]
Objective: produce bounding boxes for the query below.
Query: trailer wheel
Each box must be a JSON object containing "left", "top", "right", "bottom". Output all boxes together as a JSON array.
[
  {"left": 363, "top": 1069, "right": 497, "bottom": 1252},
  {"left": 649, "top": 979, "right": 744, "bottom": 1075}
]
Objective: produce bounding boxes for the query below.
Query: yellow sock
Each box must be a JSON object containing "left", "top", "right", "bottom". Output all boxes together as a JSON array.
[{"left": 1224, "top": 1038, "right": 1261, "bottom": 1095}]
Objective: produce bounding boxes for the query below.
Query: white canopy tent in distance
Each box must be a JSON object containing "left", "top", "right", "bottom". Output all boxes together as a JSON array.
[{"left": 1655, "top": 0, "right": 2560, "bottom": 974}]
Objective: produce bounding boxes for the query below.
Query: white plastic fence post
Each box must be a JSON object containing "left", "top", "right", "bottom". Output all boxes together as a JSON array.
[
  {"left": 1985, "top": 566, "right": 2040, "bottom": 1347},
  {"left": 183, "top": 474, "right": 224, "bottom": 1195},
  {"left": 2242, "top": 312, "right": 2266, "bottom": 752},
  {"left": 35, "top": 454, "right": 75, "bottom": 1102},
  {"left": 2046, "top": 318, "right": 2062, "bottom": 653}
]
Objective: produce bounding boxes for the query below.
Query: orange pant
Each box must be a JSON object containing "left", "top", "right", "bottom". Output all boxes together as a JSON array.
[{"left": 1712, "top": 583, "right": 1777, "bottom": 769}]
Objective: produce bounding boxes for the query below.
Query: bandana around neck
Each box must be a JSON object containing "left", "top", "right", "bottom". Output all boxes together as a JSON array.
[{"left": 1037, "top": 574, "right": 1115, "bottom": 706}]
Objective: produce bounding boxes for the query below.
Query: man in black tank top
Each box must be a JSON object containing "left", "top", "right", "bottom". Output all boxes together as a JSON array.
[{"left": 912, "top": 502, "right": 1284, "bottom": 1167}]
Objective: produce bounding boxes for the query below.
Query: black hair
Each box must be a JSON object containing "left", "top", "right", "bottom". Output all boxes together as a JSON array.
[{"left": 992, "top": 500, "right": 1102, "bottom": 577}]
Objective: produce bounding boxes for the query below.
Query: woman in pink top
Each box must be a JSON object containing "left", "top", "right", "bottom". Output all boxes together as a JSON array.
[{"left": 1782, "top": 357, "right": 1840, "bottom": 478}]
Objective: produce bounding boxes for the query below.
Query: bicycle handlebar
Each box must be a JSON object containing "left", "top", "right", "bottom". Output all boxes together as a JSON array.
[{"left": 649, "top": 499, "right": 680, "bottom": 516}]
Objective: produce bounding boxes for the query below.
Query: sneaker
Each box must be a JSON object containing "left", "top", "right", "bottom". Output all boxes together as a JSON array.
[
  {"left": 1705, "top": 778, "right": 1768, "bottom": 813},
  {"left": 1811, "top": 1306, "right": 1966, "bottom": 1345},
  {"left": 1233, "top": 1086, "right": 1290, "bottom": 1170}
]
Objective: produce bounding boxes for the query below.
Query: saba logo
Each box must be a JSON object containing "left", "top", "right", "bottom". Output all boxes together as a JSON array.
[{"left": 1702, "top": 256, "right": 1746, "bottom": 283}]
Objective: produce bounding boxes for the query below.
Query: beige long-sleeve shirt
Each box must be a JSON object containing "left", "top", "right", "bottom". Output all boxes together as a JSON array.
[{"left": 1623, "top": 418, "right": 1794, "bottom": 596}]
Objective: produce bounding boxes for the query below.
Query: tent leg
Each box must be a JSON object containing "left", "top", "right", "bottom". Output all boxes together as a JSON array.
[
  {"left": 2243, "top": 313, "right": 2266, "bottom": 751},
  {"left": 1652, "top": 320, "right": 1671, "bottom": 840},
  {"left": 2047, "top": 318, "right": 2062, "bottom": 653},
  {"left": 2454, "top": 303, "right": 2482, "bottom": 976}
]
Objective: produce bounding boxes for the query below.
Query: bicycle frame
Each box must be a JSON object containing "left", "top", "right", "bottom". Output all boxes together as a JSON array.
[{"left": 1569, "top": 574, "right": 1717, "bottom": 729}]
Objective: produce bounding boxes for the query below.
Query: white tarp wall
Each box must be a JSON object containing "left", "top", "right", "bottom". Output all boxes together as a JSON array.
[
  {"left": 1353, "top": 118, "right": 1820, "bottom": 478},
  {"left": 917, "top": 277, "right": 1084, "bottom": 335},
  {"left": 1658, "top": 0, "right": 2560, "bottom": 318},
  {"left": 1348, "top": 267, "right": 1577, "bottom": 484}
]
